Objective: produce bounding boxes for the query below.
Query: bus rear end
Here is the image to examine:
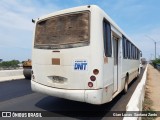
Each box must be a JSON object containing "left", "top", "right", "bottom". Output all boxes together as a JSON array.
[{"left": 31, "top": 6, "right": 104, "bottom": 104}]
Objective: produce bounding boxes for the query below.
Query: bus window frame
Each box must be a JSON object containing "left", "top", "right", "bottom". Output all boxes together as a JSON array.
[
  {"left": 34, "top": 10, "right": 91, "bottom": 49},
  {"left": 103, "top": 19, "right": 112, "bottom": 57}
]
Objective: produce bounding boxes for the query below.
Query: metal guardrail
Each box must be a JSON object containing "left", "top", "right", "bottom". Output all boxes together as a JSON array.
[{"left": 123, "top": 64, "right": 148, "bottom": 120}]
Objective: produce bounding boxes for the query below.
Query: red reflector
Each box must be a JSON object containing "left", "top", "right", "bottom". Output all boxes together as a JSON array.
[
  {"left": 88, "top": 82, "right": 93, "bottom": 87},
  {"left": 93, "top": 69, "right": 99, "bottom": 75},
  {"left": 90, "top": 75, "right": 96, "bottom": 81}
]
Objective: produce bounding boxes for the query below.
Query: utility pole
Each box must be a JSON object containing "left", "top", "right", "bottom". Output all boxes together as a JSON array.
[
  {"left": 146, "top": 35, "right": 160, "bottom": 60},
  {"left": 155, "top": 41, "right": 156, "bottom": 59}
]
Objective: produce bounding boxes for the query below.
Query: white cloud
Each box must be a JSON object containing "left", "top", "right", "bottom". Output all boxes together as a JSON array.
[
  {"left": 0, "top": 11, "right": 33, "bottom": 31},
  {"left": 0, "top": 0, "right": 34, "bottom": 31},
  {"left": 0, "top": 0, "right": 60, "bottom": 61},
  {"left": 0, "top": 0, "right": 61, "bottom": 31}
]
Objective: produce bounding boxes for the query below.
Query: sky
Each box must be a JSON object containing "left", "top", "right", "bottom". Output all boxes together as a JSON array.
[{"left": 0, "top": 0, "right": 160, "bottom": 61}]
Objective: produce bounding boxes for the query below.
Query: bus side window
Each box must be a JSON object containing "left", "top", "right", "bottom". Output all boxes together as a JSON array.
[
  {"left": 103, "top": 20, "right": 112, "bottom": 57},
  {"left": 122, "top": 36, "right": 127, "bottom": 59}
]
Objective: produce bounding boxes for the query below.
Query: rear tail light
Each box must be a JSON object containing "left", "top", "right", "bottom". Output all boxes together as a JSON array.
[
  {"left": 93, "top": 69, "right": 99, "bottom": 75},
  {"left": 90, "top": 75, "right": 96, "bottom": 81},
  {"left": 88, "top": 82, "right": 93, "bottom": 88}
]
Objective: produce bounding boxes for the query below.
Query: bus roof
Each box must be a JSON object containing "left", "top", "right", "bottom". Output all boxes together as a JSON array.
[{"left": 35, "top": 5, "right": 140, "bottom": 51}]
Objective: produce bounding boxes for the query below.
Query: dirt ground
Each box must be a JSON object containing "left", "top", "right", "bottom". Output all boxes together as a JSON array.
[{"left": 146, "top": 64, "right": 160, "bottom": 120}]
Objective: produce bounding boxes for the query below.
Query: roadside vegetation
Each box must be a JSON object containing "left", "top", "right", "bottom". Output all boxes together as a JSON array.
[
  {"left": 152, "top": 57, "right": 160, "bottom": 69},
  {"left": 142, "top": 92, "right": 156, "bottom": 120},
  {"left": 0, "top": 60, "right": 20, "bottom": 70},
  {"left": 142, "top": 72, "right": 156, "bottom": 120}
]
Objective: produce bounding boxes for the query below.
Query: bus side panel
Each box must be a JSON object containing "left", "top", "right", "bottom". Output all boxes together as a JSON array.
[
  {"left": 102, "top": 57, "right": 114, "bottom": 99},
  {"left": 121, "top": 59, "right": 140, "bottom": 90},
  {"left": 101, "top": 83, "right": 114, "bottom": 103}
]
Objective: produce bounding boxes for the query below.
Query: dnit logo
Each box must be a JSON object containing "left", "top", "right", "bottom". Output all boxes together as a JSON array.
[
  {"left": 2, "top": 112, "right": 11, "bottom": 117},
  {"left": 74, "top": 60, "right": 88, "bottom": 70}
]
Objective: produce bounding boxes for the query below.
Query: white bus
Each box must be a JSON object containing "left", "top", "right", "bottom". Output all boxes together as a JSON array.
[{"left": 31, "top": 5, "right": 141, "bottom": 105}]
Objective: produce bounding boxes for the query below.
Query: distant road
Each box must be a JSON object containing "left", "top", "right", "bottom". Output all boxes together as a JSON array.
[{"left": 0, "top": 67, "right": 145, "bottom": 120}]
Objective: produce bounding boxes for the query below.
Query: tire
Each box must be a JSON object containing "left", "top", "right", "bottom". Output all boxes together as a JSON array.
[
  {"left": 123, "top": 76, "right": 128, "bottom": 94},
  {"left": 23, "top": 68, "right": 31, "bottom": 80},
  {"left": 136, "top": 69, "right": 140, "bottom": 79}
]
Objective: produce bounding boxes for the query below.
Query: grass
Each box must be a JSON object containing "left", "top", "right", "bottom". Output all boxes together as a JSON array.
[{"left": 142, "top": 72, "right": 157, "bottom": 120}]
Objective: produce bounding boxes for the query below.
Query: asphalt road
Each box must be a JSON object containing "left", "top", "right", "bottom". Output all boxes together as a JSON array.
[{"left": 0, "top": 67, "right": 145, "bottom": 120}]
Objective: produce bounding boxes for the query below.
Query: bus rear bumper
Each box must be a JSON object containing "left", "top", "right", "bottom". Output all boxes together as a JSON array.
[{"left": 31, "top": 80, "right": 103, "bottom": 104}]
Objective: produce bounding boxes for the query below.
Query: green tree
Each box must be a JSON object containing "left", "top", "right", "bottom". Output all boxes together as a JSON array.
[
  {"left": 0, "top": 60, "right": 20, "bottom": 68},
  {"left": 152, "top": 58, "right": 160, "bottom": 68}
]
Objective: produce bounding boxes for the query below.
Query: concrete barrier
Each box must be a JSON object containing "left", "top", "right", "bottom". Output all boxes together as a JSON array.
[
  {"left": 0, "top": 69, "right": 24, "bottom": 82},
  {"left": 123, "top": 64, "right": 148, "bottom": 120}
]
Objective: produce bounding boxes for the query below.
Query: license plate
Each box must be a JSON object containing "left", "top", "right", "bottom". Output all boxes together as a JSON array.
[{"left": 49, "top": 76, "right": 67, "bottom": 83}]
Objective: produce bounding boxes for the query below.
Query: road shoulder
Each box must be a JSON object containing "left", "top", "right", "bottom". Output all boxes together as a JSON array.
[
  {"left": 0, "top": 75, "right": 25, "bottom": 82},
  {"left": 146, "top": 64, "right": 160, "bottom": 119}
]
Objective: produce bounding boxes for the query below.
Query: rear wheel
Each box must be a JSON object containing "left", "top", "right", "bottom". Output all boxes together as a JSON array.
[
  {"left": 123, "top": 75, "right": 129, "bottom": 94},
  {"left": 136, "top": 69, "right": 140, "bottom": 79},
  {"left": 23, "top": 68, "right": 31, "bottom": 79}
]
